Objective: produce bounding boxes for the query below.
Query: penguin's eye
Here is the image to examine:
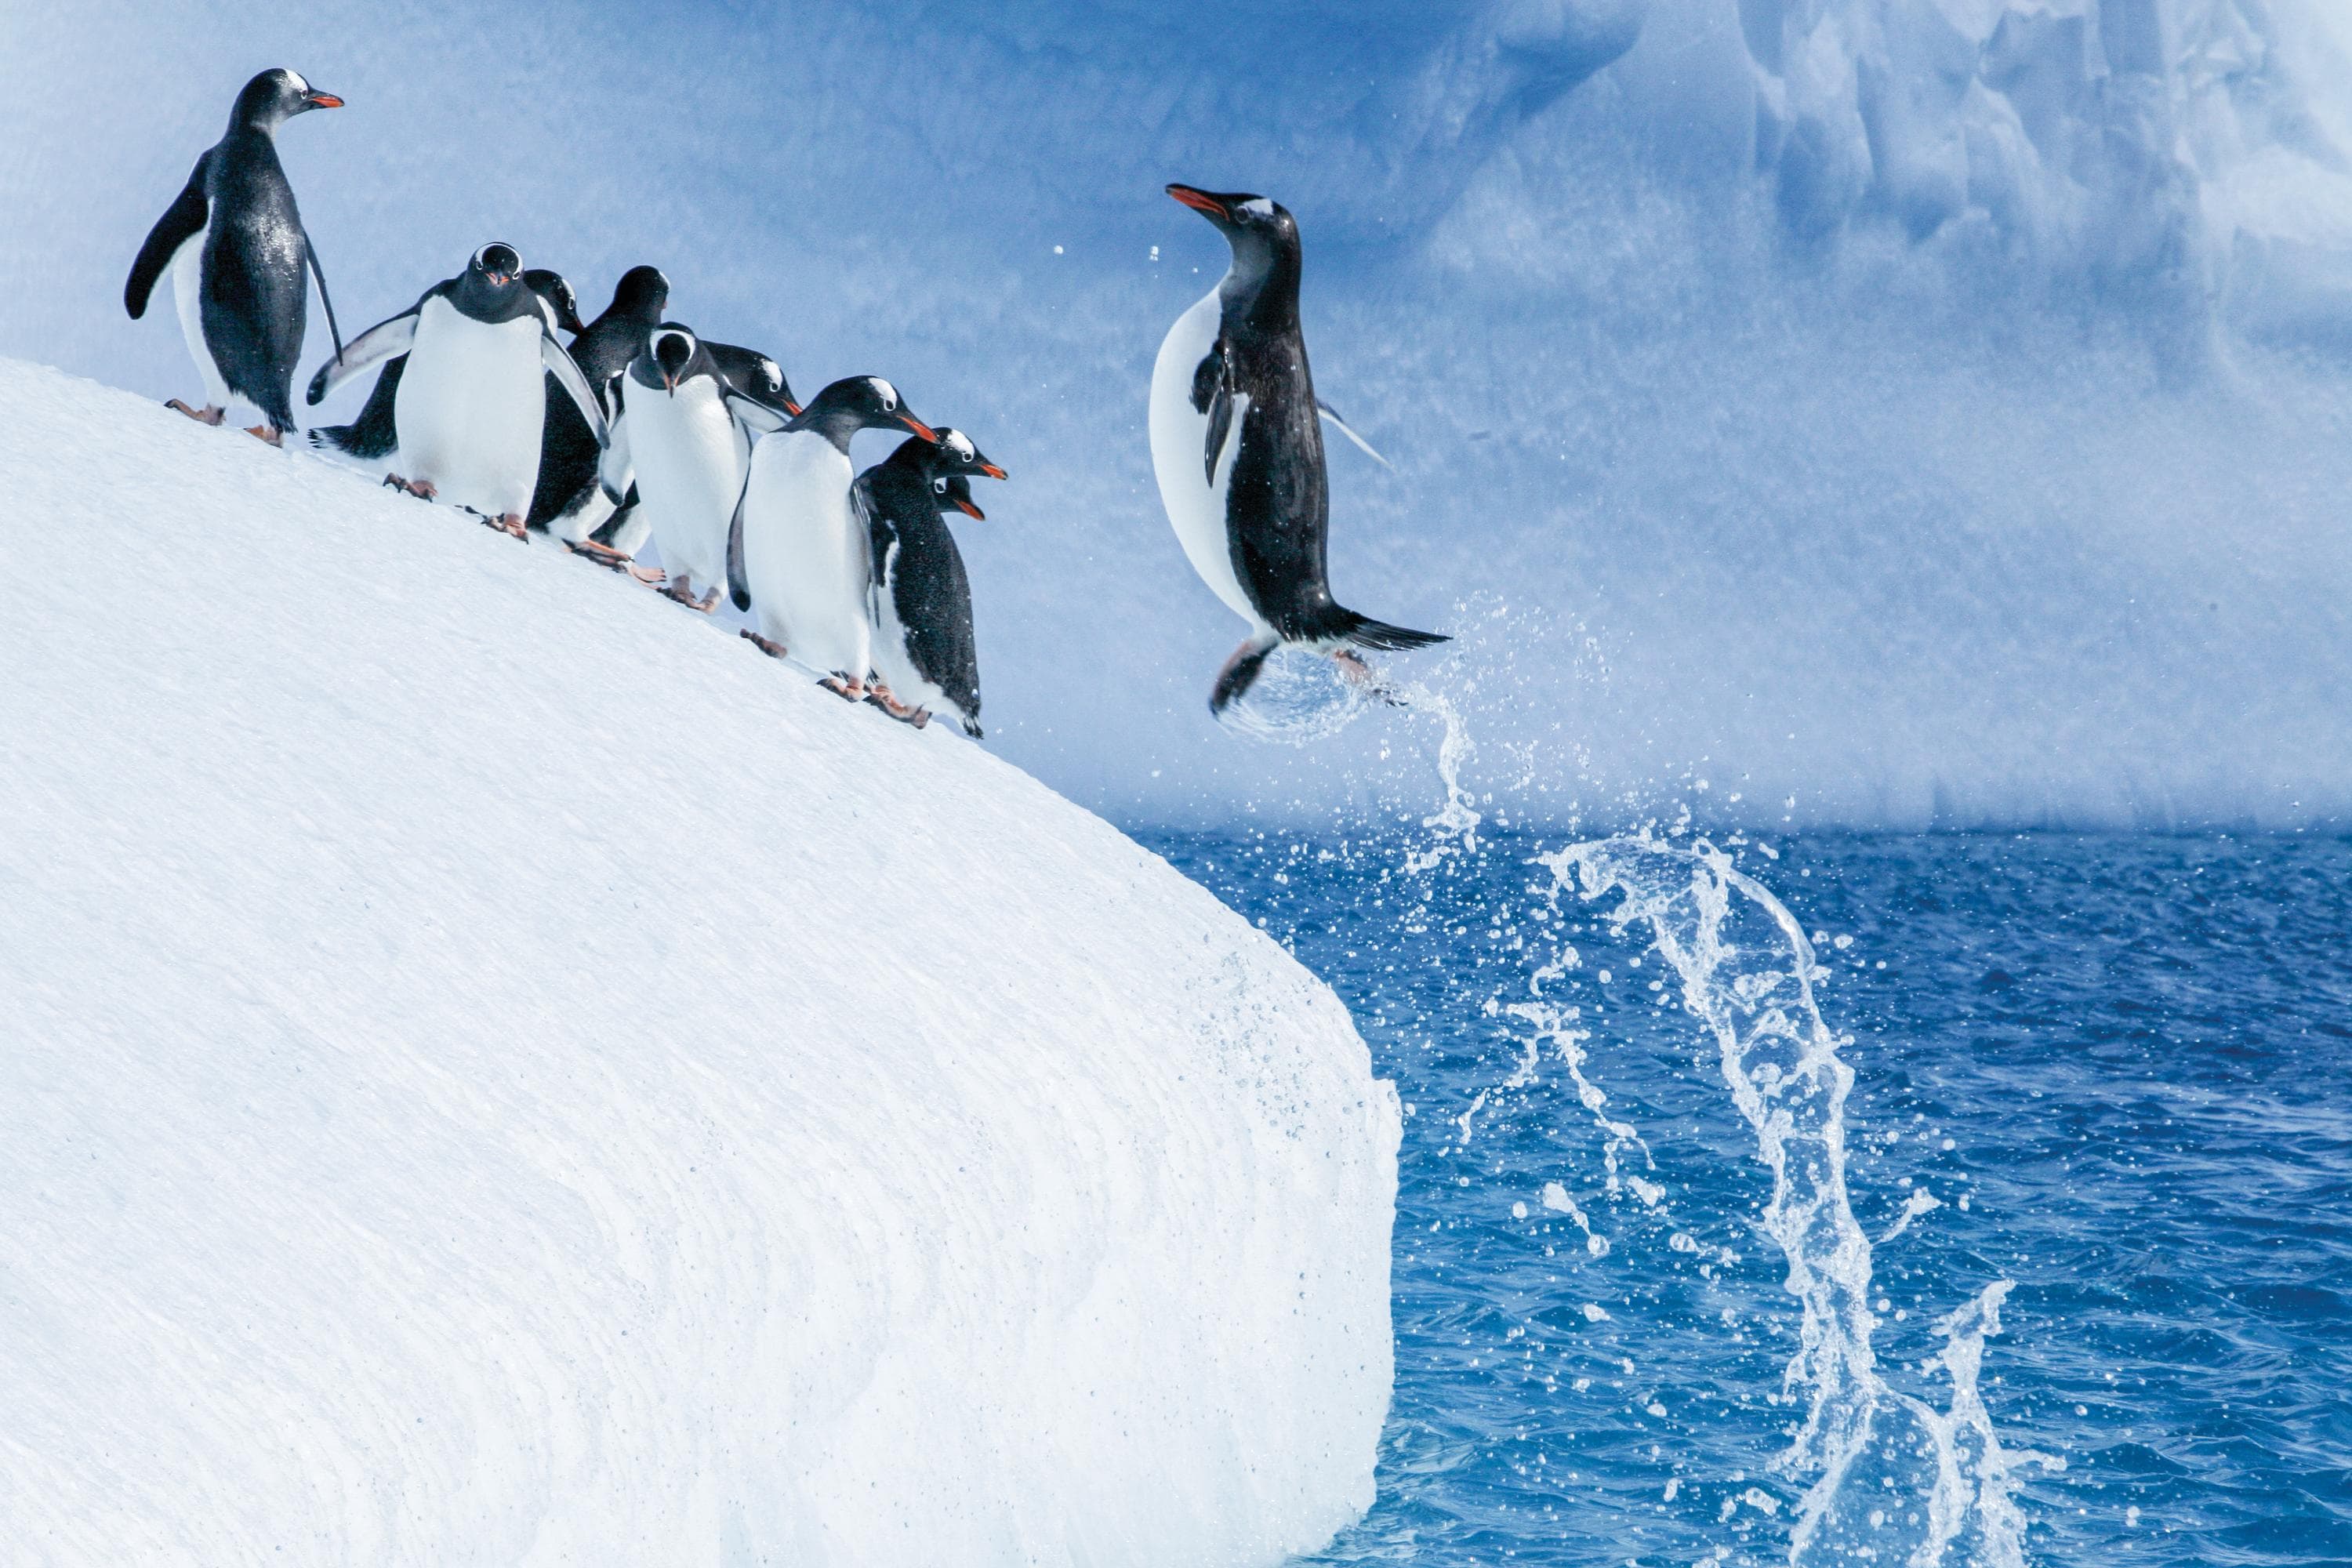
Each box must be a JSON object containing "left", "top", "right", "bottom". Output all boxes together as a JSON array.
[{"left": 933, "top": 478, "right": 949, "bottom": 495}]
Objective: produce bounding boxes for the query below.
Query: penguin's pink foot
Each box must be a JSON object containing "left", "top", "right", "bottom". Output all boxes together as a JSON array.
[
  {"left": 627, "top": 563, "right": 666, "bottom": 585},
  {"left": 864, "top": 684, "right": 927, "bottom": 727},
  {"left": 818, "top": 676, "right": 866, "bottom": 702},
  {"left": 1331, "top": 647, "right": 1407, "bottom": 706},
  {"left": 477, "top": 511, "right": 527, "bottom": 541},
  {"left": 661, "top": 580, "right": 713, "bottom": 612},
  {"left": 244, "top": 424, "right": 282, "bottom": 447},
  {"left": 741, "top": 630, "right": 789, "bottom": 659},
  {"left": 565, "top": 539, "right": 640, "bottom": 575},
  {"left": 166, "top": 400, "right": 225, "bottom": 426},
  {"left": 383, "top": 474, "right": 437, "bottom": 501}
]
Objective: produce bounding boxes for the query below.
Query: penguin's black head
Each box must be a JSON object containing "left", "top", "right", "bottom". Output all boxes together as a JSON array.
[
  {"left": 470, "top": 243, "right": 522, "bottom": 290},
  {"left": 935, "top": 474, "right": 986, "bottom": 522},
  {"left": 927, "top": 427, "right": 1009, "bottom": 484},
  {"left": 525, "top": 270, "right": 585, "bottom": 334},
  {"left": 234, "top": 69, "right": 343, "bottom": 131},
  {"left": 1167, "top": 185, "right": 1297, "bottom": 252},
  {"left": 612, "top": 266, "right": 670, "bottom": 321},
  {"left": 788, "top": 376, "right": 937, "bottom": 445},
  {"left": 650, "top": 324, "right": 698, "bottom": 394}
]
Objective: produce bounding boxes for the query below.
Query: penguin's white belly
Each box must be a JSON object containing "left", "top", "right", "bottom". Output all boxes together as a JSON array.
[
  {"left": 394, "top": 298, "right": 546, "bottom": 518},
  {"left": 627, "top": 380, "right": 742, "bottom": 591},
  {"left": 1149, "top": 289, "right": 1265, "bottom": 632},
  {"left": 170, "top": 225, "right": 232, "bottom": 411},
  {"left": 742, "top": 433, "right": 870, "bottom": 679}
]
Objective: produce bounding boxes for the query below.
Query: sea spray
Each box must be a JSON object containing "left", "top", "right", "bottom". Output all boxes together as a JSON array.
[{"left": 1548, "top": 833, "right": 2057, "bottom": 1565}]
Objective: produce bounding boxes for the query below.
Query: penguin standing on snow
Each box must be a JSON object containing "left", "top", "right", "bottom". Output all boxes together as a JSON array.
[
  {"left": 858, "top": 429, "right": 1007, "bottom": 735},
  {"left": 307, "top": 267, "right": 583, "bottom": 468},
  {"left": 125, "top": 68, "right": 347, "bottom": 445},
  {"left": 1149, "top": 183, "right": 1446, "bottom": 713},
  {"left": 603, "top": 322, "right": 800, "bottom": 612},
  {"left": 306, "top": 243, "right": 609, "bottom": 537},
  {"left": 725, "top": 376, "right": 937, "bottom": 699}
]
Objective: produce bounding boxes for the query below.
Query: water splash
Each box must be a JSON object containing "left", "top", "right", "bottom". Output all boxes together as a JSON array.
[
  {"left": 1212, "top": 645, "right": 1385, "bottom": 746},
  {"left": 1547, "top": 833, "right": 2058, "bottom": 1566}
]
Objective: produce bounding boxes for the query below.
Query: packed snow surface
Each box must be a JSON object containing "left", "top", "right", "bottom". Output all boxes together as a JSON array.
[{"left": 0, "top": 360, "right": 1400, "bottom": 1566}]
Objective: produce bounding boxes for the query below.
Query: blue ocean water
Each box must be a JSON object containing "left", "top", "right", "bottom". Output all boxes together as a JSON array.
[{"left": 1144, "top": 822, "right": 2352, "bottom": 1566}]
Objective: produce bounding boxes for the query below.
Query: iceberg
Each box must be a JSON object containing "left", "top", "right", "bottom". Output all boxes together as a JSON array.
[{"left": 0, "top": 359, "right": 1399, "bottom": 1566}]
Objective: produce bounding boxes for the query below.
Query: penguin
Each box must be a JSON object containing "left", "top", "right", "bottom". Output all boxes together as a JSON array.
[
  {"left": 1149, "top": 183, "right": 1447, "bottom": 713},
  {"left": 724, "top": 376, "right": 937, "bottom": 699},
  {"left": 601, "top": 322, "right": 799, "bottom": 612},
  {"left": 306, "top": 242, "right": 609, "bottom": 536},
  {"left": 857, "top": 430, "right": 1007, "bottom": 736},
  {"left": 125, "top": 68, "right": 346, "bottom": 445},
  {"left": 307, "top": 267, "right": 583, "bottom": 468}
]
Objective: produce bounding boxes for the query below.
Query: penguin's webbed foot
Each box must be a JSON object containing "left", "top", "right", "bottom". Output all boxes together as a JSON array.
[
  {"left": 1331, "top": 648, "right": 1408, "bottom": 706},
  {"left": 818, "top": 675, "right": 866, "bottom": 702},
  {"left": 166, "top": 400, "right": 225, "bottom": 426},
  {"left": 469, "top": 510, "right": 527, "bottom": 541},
  {"left": 661, "top": 580, "right": 713, "bottom": 612},
  {"left": 383, "top": 474, "right": 437, "bottom": 501},
  {"left": 244, "top": 424, "right": 282, "bottom": 447},
  {"left": 740, "top": 630, "right": 789, "bottom": 660},
  {"left": 564, "top": 545, "right": 640, "bottom": 583},
  {"left": 863, "top": 684, "right": 929, "bottom": 728}
]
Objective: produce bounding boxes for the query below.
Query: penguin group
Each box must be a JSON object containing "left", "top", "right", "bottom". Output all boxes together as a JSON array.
[{"left": 128, "top": 71, "right": 1445, "bottom": 735}]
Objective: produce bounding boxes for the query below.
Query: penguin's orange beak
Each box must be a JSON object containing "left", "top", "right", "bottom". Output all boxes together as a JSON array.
[
  {"left": 954, "top": 496, "right": 985, "bottom": 521},
  {"left": 785, "top": 399, "right": 804, "bottom": 417},
  {"left": 899, "top": 415, "right": 938, "bottom": 441},
  {"left": 978, "top": 462, "right": 1007, "bottom": 481},
  {"left": 1167, "top": 184, "right": 1225, "bottom": 219},
  {"left": 305, "top": 93, "right": 343, "bottom": 109}
]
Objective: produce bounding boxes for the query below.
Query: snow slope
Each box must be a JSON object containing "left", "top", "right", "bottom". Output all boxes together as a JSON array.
[{"left": 0, "top": 359, "right": 1399, "bottom": 1566}]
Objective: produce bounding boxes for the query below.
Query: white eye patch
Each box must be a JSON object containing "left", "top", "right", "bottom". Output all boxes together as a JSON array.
[
  {"left": 943, "top": 430, "right": 975, "bottom": 459},
  {"left": 868, "top": 377, "right": 898, "bottom": 411},
  {"left": 1239, "top": 198, "right": 1274, "bottom": 217}
]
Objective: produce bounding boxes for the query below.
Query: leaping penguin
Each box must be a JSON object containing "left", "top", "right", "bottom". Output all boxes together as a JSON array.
[
  {"left": 1149, "top": 183, "right": 1446, "bottom": 713},
  {"left": 725, "top": 376, "right": 936, "bottom": 699},
  {"left": 125, "top": 68, "right": 346, "bottom": 445},
  {"left": 858, "top": 429, "right": 1007, "bottom": 736},
  {"left": 603, "top": 322, "right": 799, "bottom": 612},
  {"left": 307, "top": 242, "right": 609, "bottom": 537}
]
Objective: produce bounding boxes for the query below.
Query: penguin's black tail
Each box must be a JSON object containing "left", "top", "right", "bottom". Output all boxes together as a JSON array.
[
  {"left": 306, "top": 420, "right": 393, "bottom": 462},
  {"left": 1319, "top": 608, "right": 1450, "bottom": 654}
]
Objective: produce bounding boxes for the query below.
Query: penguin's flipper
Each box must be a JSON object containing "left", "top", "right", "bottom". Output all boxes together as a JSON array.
[
  {"left": 125, "top": 152, "right": 210, "bottom": 320},
  {"left": 855, "top": 485, "right": 893, "bottom": 626},
  {"left": 301, "top": 223, "right": 346, "bottom": 361},
  {"left": 1192, "top": 342, "right": 1235, "bottom": 485},
  {"left": 307, "top": 311, "right": 417, "bottom": 405},
  {"left": 724, "top": 477, "right": 754, "bottom": 613},
  {"left": 1316, "top": 398, "right": 1393, "bottom": 470},
  {"left": 597, "top": 402, "right": 632, "bottom": 507},
  {"left": 540, "top": 332, "right": 610, "bottom": 448},
  {"left": 1203, "top": 378, "right": 1236, "bottom": 487},
  {"left": 723, "top": 389, "right": 793, "bottom": 437}
]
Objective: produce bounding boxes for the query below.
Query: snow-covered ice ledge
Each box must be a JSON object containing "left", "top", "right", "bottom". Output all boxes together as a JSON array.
[{"left": 0, "top": 359, "right": 1399, "bottom": 1566}]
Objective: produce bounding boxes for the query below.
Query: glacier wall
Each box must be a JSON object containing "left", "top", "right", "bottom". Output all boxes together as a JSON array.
[
  {"left": 0, "top": 361, "right": 1399, "bottom": 1566},
  {"left": 2, "top": 0, "right": 2348, "bottom": 827}
]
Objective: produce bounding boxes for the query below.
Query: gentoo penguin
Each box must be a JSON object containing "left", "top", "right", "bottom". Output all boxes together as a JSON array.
[
  {"left": 125, "top": 68, "right": 346, "bottom": 445},
  {"left": 725, "top": 376, "right": 936, "bottom": 699},
  {"left": 307, "top": 242, "right": 608, "bottom": 536},
  {"left": 857, "top": 430, "right": 1007, "bottom": 735},
  {"left": 307, "top": 267, "right": 583, "bottom": 467},
  {"left": 1149, "top": 183, "right": 1446, "bottom": 713},
  {"left": 603, "top": 322, "right": 799, "bottom": 612}
]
